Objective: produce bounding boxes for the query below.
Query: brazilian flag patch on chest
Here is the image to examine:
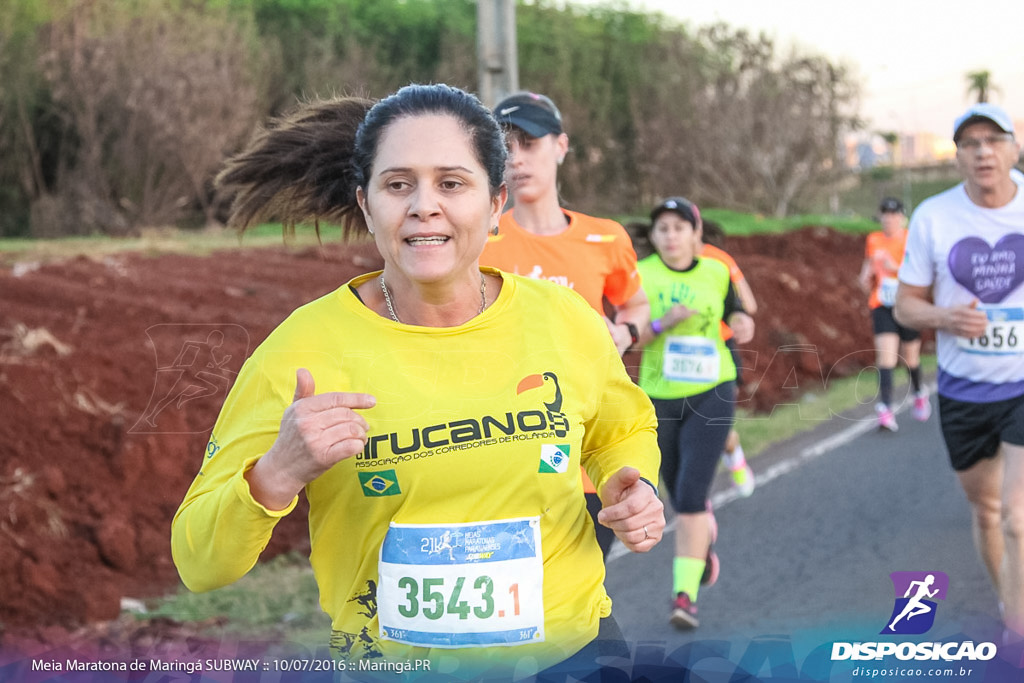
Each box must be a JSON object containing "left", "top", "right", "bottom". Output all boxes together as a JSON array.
[{"left": 358, "top": 470, "right": 402, "bottom": 496}]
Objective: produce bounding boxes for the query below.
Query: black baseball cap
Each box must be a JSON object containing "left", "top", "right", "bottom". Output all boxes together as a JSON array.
[
  {"left": 651, "top": 196, "right": 701, "bottom": 226},
  {"left": 878, "top": 197, "right": 904, "bottom": 214},
  {"left": 494, "top": 92, "right": 563, "bottom": 138}
]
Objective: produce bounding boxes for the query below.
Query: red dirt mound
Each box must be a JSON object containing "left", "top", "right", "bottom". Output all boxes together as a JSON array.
[
  {"left": 0, "top": 227, "right": 903, "bottom": 650},
  {"left": 727, "top": 226, "right": 900, "bottom": 412}
]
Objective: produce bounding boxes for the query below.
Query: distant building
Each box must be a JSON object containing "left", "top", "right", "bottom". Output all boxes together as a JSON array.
[
  {"left": 844, "top": 114, "right": 1024, "bottom": 170},
  {"left": 900, "top": 131, "right": 954, "bottom": 165},
  {"left": 843, "top": 126, "right": 972, "bottom": 170},
  {"left": 857, "top": 142, "right": 878, "bottom": 169},
  {"left": 843, "top": 133, "right": 891, "bottom": 170}
]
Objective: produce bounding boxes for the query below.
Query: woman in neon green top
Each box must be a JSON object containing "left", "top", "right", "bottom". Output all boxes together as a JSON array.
[
  {"left": 170, "top": 84, "right": 665, "bottom": 680},
  {"left": 634, "top": 197, "right": 754, "bottom": 631}
]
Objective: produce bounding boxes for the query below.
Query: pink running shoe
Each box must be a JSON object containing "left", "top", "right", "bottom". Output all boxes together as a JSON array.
[
  {"left": 912, "top": 390, "right": 932, "bottom": 422},
  {"left": 705, "top": 500, "right": 718, "bottom": 544},
  {"left": 701, "top": 501, "right": 719, "bottom": 586},
  {"left": 875, "top": 403, "right": 898, "bottom": 432},
  {"left": 701, "top": 549, "right": 720, "bottom": 587},
  {"left": 670, "top": 592, "right": 699, "bottom": 629}
]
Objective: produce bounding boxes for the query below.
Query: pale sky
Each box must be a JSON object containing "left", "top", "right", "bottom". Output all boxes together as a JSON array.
[{"left": 575, "top": 0, "right": 1024, "bottom": 139}]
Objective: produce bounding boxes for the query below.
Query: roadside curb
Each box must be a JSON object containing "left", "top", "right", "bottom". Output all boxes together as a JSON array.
[
  {"left": 608, "top": 377, "right": 938, "bottom": 562},
  {"left": 711, "top": 378, "right": 938, "bottom": 506}
]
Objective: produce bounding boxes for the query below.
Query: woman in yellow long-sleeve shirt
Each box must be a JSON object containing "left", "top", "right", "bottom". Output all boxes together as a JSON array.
[{"left": 170, "top": 84, "right": 664, "bottom": 681}]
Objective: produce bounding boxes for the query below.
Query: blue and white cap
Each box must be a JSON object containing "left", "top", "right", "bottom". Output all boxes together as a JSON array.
[{"left": 953, "top": 103, "right": 1014, "bottom": 142}]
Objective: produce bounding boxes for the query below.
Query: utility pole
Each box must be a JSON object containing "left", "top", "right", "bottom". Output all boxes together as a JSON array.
[{"left": 476, "top": 0, "right": 518, "bottom": 108}]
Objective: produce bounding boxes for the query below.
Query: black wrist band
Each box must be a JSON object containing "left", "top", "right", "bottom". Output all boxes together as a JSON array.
[{"left": 639, "top": 476, "right": 659, "bottom": 496}]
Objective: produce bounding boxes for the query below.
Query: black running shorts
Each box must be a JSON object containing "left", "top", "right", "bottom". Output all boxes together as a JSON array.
[
  {"left": 938, "top": 392, "right": 1024, "bottom": 471},
  {"left": 872, "top": 305, "right": 921, "bottom": 342}
]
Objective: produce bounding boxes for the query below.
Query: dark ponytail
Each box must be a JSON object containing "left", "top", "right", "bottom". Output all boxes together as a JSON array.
[
  {"left": 216, "top": 97, "right": 373, "bottom": 238},
  {"left": 216, "top": 84, "right": 506, "bottom": 240}
]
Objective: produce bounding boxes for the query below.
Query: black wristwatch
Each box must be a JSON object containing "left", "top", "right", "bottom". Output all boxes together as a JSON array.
[{"left": 624, "top": 322, "right": 639, "bottom": 348}]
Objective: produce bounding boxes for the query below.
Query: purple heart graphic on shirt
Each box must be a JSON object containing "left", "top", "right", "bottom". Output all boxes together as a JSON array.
[{"left": 947, "top": 234, "right": 1024, "bottom": 303}]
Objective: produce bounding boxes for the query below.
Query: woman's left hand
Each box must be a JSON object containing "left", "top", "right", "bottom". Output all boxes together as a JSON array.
[
  {"left": 597, "top": 467, "right": 665, "bottom": 552},
  {"left": 604, "top": 317, "right": 634, "bottom": 355},
  {"left": 727, "top": 312, "right": 755, "bottom": 345}
]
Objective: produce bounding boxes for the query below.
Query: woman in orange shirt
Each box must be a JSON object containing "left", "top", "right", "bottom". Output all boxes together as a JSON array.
[
  {"left": 700, "top": 220, "right": 756, "bottom": 497},
  {"left": 481, "top": 91, "right": 651, "bottom": 558},
  {"left": 858, "top": 197, "right": 929, "bottom": 431}
]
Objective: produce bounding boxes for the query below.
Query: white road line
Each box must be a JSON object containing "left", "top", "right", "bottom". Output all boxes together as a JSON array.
[{"left": 606, "top": 382, "right": 937, "bottom": 563}]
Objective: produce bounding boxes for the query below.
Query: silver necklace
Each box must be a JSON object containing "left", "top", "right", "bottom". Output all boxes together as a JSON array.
[{"left": 379, "top": 272, "right": 487, "bottom": 323}]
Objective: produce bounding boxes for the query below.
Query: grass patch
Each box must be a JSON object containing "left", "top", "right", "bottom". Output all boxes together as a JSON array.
[
  {"left": 736, "top": 355, "right": 937, "bottom": 456},
  {"left": 0, "top": 223, "right": 346, "bottom": 266},
  {"left": 143, "top": 553, "right": 331, "bottom": 647},
  {"left": 701, "top": 209, "right": 878, "bottom": 236},
  {"left": 615, "top": 209, "right": 879, "bottom": 237},
  {"left": 836, "top": 174, "right": 961, "bottom": 218}
]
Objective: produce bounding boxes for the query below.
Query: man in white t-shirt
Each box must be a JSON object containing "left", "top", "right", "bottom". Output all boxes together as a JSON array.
[{"left": 895, "top": 102, "right": 1024, "bottom": 649}]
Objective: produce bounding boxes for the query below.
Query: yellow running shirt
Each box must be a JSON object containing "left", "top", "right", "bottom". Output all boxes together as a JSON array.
[{"left": 171, "top": 268, "right": 658, "bottom": 677}]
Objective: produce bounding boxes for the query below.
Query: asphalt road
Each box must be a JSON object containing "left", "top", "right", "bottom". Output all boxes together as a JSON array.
[{"left": 601, "top": 391, "right": 1019, "bottom": 682}]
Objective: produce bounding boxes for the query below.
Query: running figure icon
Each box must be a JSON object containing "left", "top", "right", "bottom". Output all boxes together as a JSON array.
[
  {"left": 430, "top": 530, "right": 458, "bottom": 562},
  {"left": 888, "top": 574, "right": 939, "bottom": 631},
  {"left": 141, "top": 329, "right": 234, "bottom": 427}
]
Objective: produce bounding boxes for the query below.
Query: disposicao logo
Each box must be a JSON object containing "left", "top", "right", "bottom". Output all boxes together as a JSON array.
[
  {"left": 882, "top": 571, "right": 948, "bottom": 635},
  {"left": 539, "top": 444, "right": 571, "bottom": 473},
  {"left": 830, "top": 570, "right": 997, "bottom": 663},
  {"left": 358, "top": 470, "right": 401, "bottom": 497}
]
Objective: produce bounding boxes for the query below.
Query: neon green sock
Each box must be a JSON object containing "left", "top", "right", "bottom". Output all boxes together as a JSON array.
[
  {"left": 673, "top": 556, "right": 706, "bottom": 600},
  {"left": 724, "top": 444, "right": 746, "bottom": 470}
]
